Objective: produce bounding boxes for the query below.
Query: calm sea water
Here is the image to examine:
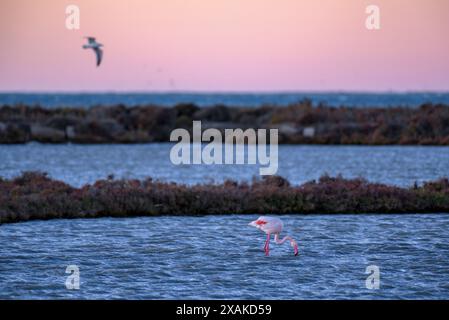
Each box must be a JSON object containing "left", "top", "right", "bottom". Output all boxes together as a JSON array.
[
  {"left": 1, "top": 92, "right": 449, "bottom": 108},
  {"left": 1, "top": 143, "right": 448, "bottom": 187},
  {"left": 1, "top": 214, "right": 449, "bottom": 299}
]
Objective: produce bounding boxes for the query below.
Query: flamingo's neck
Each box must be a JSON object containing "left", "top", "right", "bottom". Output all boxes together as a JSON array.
[
  {"left": 274, "top": 234, "right": 298, "bottom": 254},
  {"left": 274, "top": 234, "right": 293, "bottom": 244}
]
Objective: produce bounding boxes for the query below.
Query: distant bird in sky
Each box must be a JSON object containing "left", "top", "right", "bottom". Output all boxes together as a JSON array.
[
  {"left": 82, "top": 37, "right": 103, "bottom": 67},
  {"left": 249, "top": 216, "right": 299, "bottom": 256}
]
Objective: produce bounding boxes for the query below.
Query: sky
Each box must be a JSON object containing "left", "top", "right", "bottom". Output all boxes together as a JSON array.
[{"left": 0, "top": 0, "right": 448, "bottom": 92}]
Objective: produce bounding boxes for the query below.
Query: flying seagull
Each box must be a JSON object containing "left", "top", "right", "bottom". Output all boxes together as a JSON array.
[{"left": 82, "top": 37, "right": 103, "bottom": 67}]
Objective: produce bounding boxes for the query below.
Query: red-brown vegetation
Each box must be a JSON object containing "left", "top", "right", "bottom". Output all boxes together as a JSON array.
[{"left": 1, "top": 172, "right": 448, "bottom": 224}]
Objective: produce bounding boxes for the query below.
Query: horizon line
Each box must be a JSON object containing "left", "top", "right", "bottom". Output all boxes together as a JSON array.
[{"left": 1, "top": 90, "right": 449, "bottom": 95}]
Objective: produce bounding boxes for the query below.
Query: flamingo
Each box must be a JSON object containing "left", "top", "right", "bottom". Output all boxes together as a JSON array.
[{"left": 249, "top": 216, "right": 299, "bottom": 256}]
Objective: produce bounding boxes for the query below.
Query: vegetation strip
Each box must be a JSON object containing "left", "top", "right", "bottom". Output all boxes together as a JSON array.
[{"left": 1, "top": 172, "right": 448, "bottom": 224}]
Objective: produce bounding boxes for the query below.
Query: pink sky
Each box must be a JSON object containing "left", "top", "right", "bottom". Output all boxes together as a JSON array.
[{"left": 1, "top": 0, "right": 448, "bottom": 92}]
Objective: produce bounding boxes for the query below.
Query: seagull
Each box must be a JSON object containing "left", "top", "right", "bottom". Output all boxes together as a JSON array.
[{"left": 82, "top": 37, "right": 103, "bottom": 67}]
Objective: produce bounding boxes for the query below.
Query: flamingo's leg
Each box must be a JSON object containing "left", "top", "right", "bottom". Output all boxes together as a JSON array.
[
  {"left": 293, "top": 243, "right": 299, "bottom": 256},
  {"left": 264, "top": 233, "right": 271, "bottom": 256}
]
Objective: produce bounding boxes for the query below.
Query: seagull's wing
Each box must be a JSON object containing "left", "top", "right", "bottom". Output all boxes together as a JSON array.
[{"left": 93, "top": 47, "right": 103, "bottom": 66}]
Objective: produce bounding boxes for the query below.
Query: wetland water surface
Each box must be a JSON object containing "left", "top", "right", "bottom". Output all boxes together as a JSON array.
[{"left": 1, "top": 214, "right": 449, "bottom": 299}]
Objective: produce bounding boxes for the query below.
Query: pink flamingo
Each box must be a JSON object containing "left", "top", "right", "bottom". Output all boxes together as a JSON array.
[{"left": 249, "top": 216, "right": 299, "bottom": 256}]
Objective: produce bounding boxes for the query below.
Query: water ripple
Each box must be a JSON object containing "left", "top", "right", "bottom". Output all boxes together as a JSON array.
[{"left": 1, "top": 214, "right": 449, "bottom": 299}]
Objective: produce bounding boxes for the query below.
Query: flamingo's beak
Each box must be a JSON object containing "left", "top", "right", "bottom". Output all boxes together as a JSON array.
[{"left": 248, "top": 220, "right": 258, "bottom": 227}]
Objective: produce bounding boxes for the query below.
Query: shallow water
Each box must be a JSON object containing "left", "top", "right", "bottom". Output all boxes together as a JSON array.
[
  {"left": 1, "top": 214, "right": 448, "bottom": 299},
  {"left": 1, "top": 143, "right": 449, "bottom": 187},
  {"left": 2, "top": 141, "right": 449, "bottom": 299}
]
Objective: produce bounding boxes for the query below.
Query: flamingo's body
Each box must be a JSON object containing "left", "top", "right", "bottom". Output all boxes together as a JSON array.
[{"left": 249, "top": 216, "right": 298, "bottom": 256}]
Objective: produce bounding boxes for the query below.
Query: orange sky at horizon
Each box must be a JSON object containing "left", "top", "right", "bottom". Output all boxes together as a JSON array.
[{"left": 0, "top": 0, "right": 448, "bottom": 92}]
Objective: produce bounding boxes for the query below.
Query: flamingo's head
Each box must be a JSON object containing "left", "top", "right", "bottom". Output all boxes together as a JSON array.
[{"left": 248, "top": 218, "right": 267, "bottom": 230}]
